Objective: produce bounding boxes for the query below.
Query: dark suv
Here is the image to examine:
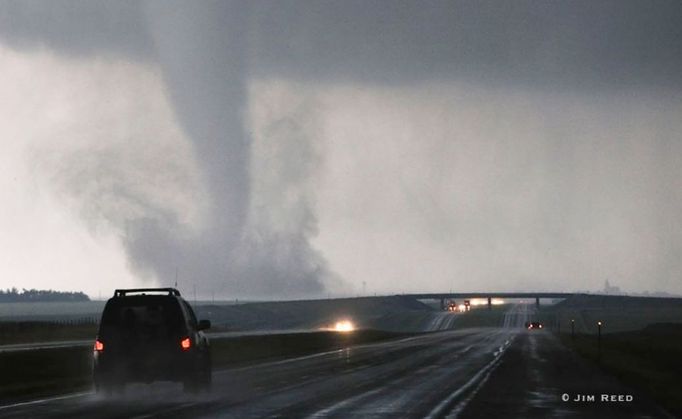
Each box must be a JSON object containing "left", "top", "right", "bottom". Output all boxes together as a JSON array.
[{"left": 93, "top": 288, "right": 211, "bottom": 394}]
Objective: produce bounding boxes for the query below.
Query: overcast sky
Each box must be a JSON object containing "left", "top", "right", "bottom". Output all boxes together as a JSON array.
[{"left": 0, "top": 1, "right": 681, "bottom": 298}]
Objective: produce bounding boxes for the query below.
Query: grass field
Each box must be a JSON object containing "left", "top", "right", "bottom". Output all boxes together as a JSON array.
[
  {"left": 453, "top": 305, "right": 509, "bottom": 328},
  {"left": 538, "top": 294, "right": 682, "bottom": 334},
  {"left": 0, "top": 346, "right": 93, "bottom": 402},
  {"left": 0, "top": 321, "right": 98, "bottom": 345},
  {"left": 558, "top": 324, "right": 682, "bottom": 417}
]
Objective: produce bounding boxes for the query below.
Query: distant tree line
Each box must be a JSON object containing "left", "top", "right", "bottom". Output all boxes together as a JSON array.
[{"left": 0, "top": 288, "right": 90, "bottom": 302}]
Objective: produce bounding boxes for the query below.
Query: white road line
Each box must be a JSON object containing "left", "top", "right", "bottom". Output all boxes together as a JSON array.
[
  {"left": 0, "top": 391, "right": 91, "bottom": 411},
  {"left": 217, "top": 348, "right": 345, "bottom": 375},
  {"left": 129, "top": 402, "right": 199, "bottom": 419},
  {"left": 424, "top": 336, "right": 514, "bottom": 419},
  {"left": 216, "top": 334, "right": 431, "bottom": 375},
  {"left": 307, "top": 387, "right": 385, "bottom": 418},
  {"left": 306, "top": 344, "right": 475, "bottom": 418}
]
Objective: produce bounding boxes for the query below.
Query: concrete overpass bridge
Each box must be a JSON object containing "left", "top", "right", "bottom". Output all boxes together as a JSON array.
[{"left": 402, "top": 292, "right": 576, "bottom": 310}]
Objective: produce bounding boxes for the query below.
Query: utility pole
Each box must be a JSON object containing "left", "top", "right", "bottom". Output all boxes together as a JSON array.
[
  {"left": 571, "top": 319, "right": 575, "bottom": 340},
  {"left": 597, "top": 321, "right": 602, "bottom": 362}
]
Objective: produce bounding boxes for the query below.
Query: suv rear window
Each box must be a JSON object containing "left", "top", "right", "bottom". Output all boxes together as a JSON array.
[{"left": 99, "top": 296, "right": 185, "bottom": 340}]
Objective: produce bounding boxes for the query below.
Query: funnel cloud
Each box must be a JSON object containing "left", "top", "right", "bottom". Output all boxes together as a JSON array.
[{"left": 1, "top": 1, "right": 681, "bottom": 297}]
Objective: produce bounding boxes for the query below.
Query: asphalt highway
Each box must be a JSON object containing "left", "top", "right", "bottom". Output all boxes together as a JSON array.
[{"left": 0, "top": 305, "right": 670, "bottom": 418}]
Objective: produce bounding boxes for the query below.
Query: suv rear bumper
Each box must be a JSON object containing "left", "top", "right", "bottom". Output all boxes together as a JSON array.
[{"left": 94, "top": 350, "right": 204, "bottom": 384}]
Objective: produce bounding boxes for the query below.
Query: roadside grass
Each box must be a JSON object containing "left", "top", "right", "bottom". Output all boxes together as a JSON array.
[
  {"left": 538, "top": 295, "right": 682, "bottom": 334},
  {"left": 558, "top": 325, "right": 682, "bottom": 417},
  {"left": 0, "top": 329, "right": 410, "bottom": 405},
  {"left": 453, "top": 305, "right": 509, "bottom": 329},
  {"left": 0, "top": 321, "right": 98, "bottom": 345},
  {"left": 0, "top": 346, "right": 93, "bottom": 402},
  {"left": 210, "top": 329, "right": 408, "bottom": 366}
]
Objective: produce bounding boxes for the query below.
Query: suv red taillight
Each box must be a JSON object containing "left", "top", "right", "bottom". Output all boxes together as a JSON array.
[
  {"left": 180, "top": 337, "right": 191, "bottom": 351},
  {"left": 94, "top": 339, "right": 104, "bottom": 352}
]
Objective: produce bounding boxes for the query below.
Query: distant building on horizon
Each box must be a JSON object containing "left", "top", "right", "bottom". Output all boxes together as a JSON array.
[{"left": 603, "top": 280, "right": 621, "bottom": 295}]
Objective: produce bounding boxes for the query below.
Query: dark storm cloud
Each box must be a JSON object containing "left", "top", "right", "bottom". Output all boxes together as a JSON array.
[
  {"left": 248, "top": 0, "right": 682, "bottom": 89},
  {"left": 2, "top": 1, "right": 681, "bottom": 296},
  {"left": 0, "top": 1, "right": 153, "bottom": 60},
  {"left": 2, "top": 1, "right": 681, "bottom": 89}
]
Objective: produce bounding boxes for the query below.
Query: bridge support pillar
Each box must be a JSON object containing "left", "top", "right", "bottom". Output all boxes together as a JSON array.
[
  {"left": 536, "top": 296, "right": 540, "bottom": 309},
  {"left": 487, "top": 297, "right": 492, "bottom": 310}
]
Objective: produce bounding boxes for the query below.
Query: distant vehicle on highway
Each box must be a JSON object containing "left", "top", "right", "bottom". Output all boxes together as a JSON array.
[
  {"left": 93, "top": 288, "right": 212, "bottom": 394},
  {"left": 525, "top": 321, "right": 543, "bottom": 329}
]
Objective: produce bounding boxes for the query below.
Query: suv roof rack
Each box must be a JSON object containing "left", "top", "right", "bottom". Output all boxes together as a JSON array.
[{"left": 113, "top": 288, "right": 181, "bottom": 297}]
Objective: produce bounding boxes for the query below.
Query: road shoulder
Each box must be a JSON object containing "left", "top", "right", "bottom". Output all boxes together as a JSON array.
[{"left": 458, "top": 331, "right": 673, "bottom": 418}]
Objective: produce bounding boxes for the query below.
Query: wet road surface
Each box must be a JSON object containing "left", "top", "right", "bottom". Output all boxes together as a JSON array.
[{"left": 0, "top": 304, "right": 671, "bottom": 418}]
